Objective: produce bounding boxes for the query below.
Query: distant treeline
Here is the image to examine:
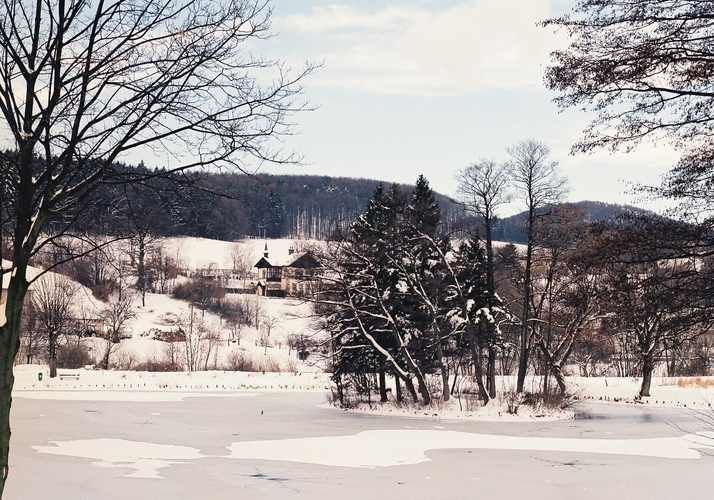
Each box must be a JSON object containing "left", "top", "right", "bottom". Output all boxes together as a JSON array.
[
  {"left": 54, "top": 163, "right": 646, "bottom": 243},
  {"left": 65, "top": 163, "right": 466, "bottom": 241}
]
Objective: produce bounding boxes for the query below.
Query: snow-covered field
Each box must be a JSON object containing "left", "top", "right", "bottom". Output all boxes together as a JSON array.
[{"left": 95, "top": 290, "right": 319, "bottom": 372}]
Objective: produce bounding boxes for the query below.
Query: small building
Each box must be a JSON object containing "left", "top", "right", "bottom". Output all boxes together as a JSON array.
[{"left": 254, "top": 244, "right": 322, "bottom": 297}]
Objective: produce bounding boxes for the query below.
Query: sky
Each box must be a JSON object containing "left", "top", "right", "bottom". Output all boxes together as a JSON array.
[{"left": 249, "top": 0, "right": 679, "bottom": 214}]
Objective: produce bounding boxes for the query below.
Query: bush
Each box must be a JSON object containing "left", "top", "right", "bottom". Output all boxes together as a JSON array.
[
  {"left": 521, "top": 390, "right": 572, "bottom": 412},
  {"left": 56, "top": 342, "right": 93, "bottom": 369},
  {"left": 134, "top": 360, "right": 180, "bottom": 372},
  {"left": 224, "top": 350, "right": 258, "bottom": 372},
  {"left": 172, "top": 278, "right": 225, "bottom": 305},
  {"left": 90, "top": 284, "right": 111, "bottom": 302},
  {"left": 260, "top": 356, "right": 281, "bottom": 373}
]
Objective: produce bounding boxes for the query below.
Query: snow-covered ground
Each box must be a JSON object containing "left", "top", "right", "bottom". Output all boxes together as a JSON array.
[
  {"left": 97, "top": 291, "right": 320, "bottom": 372},
  {"left": 13, "top": 362, "right": 714, "bottom": 419}
]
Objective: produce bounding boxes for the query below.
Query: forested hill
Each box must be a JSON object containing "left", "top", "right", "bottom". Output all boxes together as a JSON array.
[
  {"left": 72, "top": 164, "right": 647, "bottom": 243},
  {"left": 493, "top": 201, "right": 650, "bottom": 244},
  {"left": 222, "top": 173, "right": 465, "bottom": 240},
  {"left": 75, "top": 167, "right": 464, "bottom": 241}
]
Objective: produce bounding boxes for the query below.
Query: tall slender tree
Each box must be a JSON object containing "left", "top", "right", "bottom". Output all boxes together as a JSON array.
[
  {"left": 456, "top": 159, "right": 510, "bottom": 397},
  {"left": 506, "top": 140, "right": 568, "bottom": 393}
]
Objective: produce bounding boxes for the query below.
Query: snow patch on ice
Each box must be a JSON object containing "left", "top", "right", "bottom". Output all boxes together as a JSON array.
[
  {"left": 33, "top": 438, "right": 204, "bottom": 479},
  {"left": 227, "top": 429, "right": 714, "bottom": 468}
]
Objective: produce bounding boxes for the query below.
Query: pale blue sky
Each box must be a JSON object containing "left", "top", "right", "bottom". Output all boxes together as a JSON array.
[{"left": 255, "top": 0, "right": 676, "bottom": 213}]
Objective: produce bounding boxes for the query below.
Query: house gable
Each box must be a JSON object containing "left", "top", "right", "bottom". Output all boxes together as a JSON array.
[{"left": 286, "top": 252, "right": 321, "bottom": 269}]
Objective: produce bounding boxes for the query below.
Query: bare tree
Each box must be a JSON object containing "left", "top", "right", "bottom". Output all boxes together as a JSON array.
[
  {"left": 203, "top": 328, "right": 221, "bottom": 370},
  {"left": 98, "top": 294, "right": 136, "bottom": 370},
  {"left": 227, "top": 241, "right": 254, "bottom": 290},
  {"left": 261, "top": 313, "right": 280, "bottom": 338},
  {"left": 148, "top": 241, "right": 179, "bottom": 295},
  {"left": 455, "top": 159, "right": 510, "bottom": 397},
  {"left": 30, "top": 274, "right": 79, "bottom": 378},
  {"left": 226, "top": 318, "right": 244, "bottom": 346},
  {"left": 591, "top": 215, "right": 714, "bottom": 397},
  {"left": 529, "top": 207, "right": 600, "bottom": 395},
  {"left": 506, "top": 140, "right": 568, "bottom": 393},
  {"left": 182, "top": 304, "right": 203, "bottom": 372},
  {"left": 544, "top": 2, "right": 714, "bottom": 180},
  {"left": 0, "top": 0, "right": 313, "bottom": 490},
  {"left": 180, "top": 303, "right": 222, "bottom": 372}
]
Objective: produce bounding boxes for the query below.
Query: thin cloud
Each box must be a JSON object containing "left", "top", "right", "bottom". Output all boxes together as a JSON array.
[
  {"left": 274, "top": 0, "right": 564, "bottom": 95},
  {"left": 277, "top": 5, "right": 427, "bottom": 34}
]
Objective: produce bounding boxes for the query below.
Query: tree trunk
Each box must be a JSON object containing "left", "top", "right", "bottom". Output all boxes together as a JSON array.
[
  {"left": 517, "top": 208, "right": 535, "bottom": 393},
  {"left": 484, "top": 215, "right": 497, "bottom": 400},
  {"left": 412, "top": 368, "right": 431, "bottom": 405},
  {"left": 394, "top": 373, "right": 403, "bottom": 403},
  {"left": 487, "top": 346, "right": 496, "bottom": 399},
  {"left": 48, "top": 334, "right": 57, "bottom": 378},
  {"left": 0, "top": 262, "right": 31, "bottom": 497},
  {"left": 466, "top": 326, "right": 489, "bottom": 404},
  {"left": 378, "top": 366, "right": 387, "bottom": 403},
  {"left": 0, "top": 345, "right": 13, "bottom": 496},
  {"left": 640, "top": 354, "right": 655, "bottom": 397},
  {"left": 403, "top": 375, "right": 419, "bottom": 403},
  {"left": 667, "top": 350, "right": 676, "bottom": 377},
  {"left": 431, "top": 324, "right": 449, "bottom": 402},
  {"left": 138, "top": 236, "right": 147, "bottom": 307},
  {"left": 475, "top": 346, "right": 489, "bottom": 403},
  {"left": 552, "top": 365, "right": 567, "bottom": 395}
]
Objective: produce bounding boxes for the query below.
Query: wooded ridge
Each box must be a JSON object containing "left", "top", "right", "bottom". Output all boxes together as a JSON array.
[{"left": 65, "top": 163, "right": 645, "bottom": 243}]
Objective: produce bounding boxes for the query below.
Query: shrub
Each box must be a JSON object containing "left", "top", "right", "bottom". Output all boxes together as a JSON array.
[
  {"left": 224, "top": 350, "right": 258, "bottom": 372},
  {"left": 260, "top": 356, "right": 281, "bottom": 373},
  {"left": 134, "top": 360, "right": 180, "bottom": 372},
  {"left": 172, "top": 278, "right": 225, "bottom": 305},
  {"left": 57, "top": 342, "right": 93, "bottom": 369},
  {"left": 521, "top": 390, "right": 572, "bottom": 412},
  {"left": 90, "top": 284, "right": 111, "bottom": 302}
]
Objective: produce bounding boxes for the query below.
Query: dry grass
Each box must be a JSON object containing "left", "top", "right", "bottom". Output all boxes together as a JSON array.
[{"left": 677, "top": 377, "right": 714, "bottom": 388}]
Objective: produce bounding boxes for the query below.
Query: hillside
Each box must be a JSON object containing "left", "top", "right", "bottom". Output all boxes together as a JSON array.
[
  {"left": 492, "top": 201, "right": 650, "bottom": 244},
  {"left": 73, "top": 167, "right": 465, "bottom": 241},
  {"left": 66, "top": 163, "right": 650, "bottom": 245},
  {"left": 19, "top": 237, "right": 324, "bottom": 373}
]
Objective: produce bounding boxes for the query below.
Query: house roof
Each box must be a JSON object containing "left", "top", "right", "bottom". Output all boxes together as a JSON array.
[
  {"left": 253, "top": 250, "right": 321, "bottom": 269},
  {"left": 254, "top": 256, "right": 273, "bottom": 269},
  {"left": 285, "top": 252, "right": 321, "bottom": 269}
]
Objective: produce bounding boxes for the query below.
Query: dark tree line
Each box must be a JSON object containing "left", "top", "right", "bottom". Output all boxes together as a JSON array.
[{"left": 48, "top": 165, "right": 468, "bottom": 242}]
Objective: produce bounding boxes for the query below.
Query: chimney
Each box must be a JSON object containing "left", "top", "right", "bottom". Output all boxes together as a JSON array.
[
  {"left": 288, "top": 246, "right": 295, "bottom": 256},
  {"left": 263, "top": 243, "right": 269, "bottom": 259}
]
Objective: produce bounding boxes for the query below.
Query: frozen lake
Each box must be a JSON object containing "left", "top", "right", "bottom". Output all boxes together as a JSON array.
[{"left": 7, "top": 390, "right": 714, "bottom": 499}]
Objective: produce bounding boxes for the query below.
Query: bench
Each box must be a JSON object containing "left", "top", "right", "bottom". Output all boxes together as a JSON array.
[{"left": 58, "top": 373, "right": 80, "bottom": 380}]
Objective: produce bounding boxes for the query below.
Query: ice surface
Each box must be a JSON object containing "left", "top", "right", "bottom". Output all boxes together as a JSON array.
[
  {"left": 10, "top": 390, "right": 714, "bottom": 500},
  {"left": 30, "top": 427, "right": 714, "bottom": 480}
]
